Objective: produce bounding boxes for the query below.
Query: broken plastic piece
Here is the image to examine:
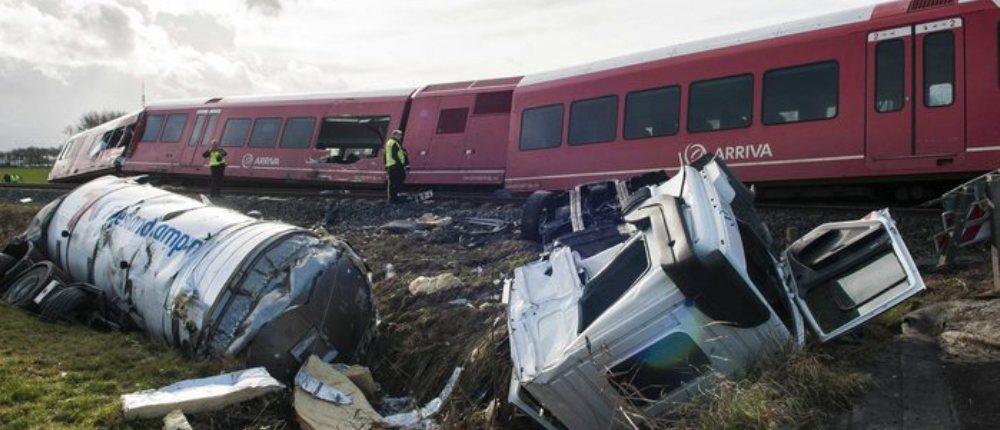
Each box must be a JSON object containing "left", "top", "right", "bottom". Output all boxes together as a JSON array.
[{"left": 121, "top": 367, "right": 284, "bottom": 420}]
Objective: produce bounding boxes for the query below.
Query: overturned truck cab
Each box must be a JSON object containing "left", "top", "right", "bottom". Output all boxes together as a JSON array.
[
  {"left": 505, "top": 157, "right": 925, "bottom": 429},
  {"left": 27, "top": 176, "right": 377, "bottom": 380}
]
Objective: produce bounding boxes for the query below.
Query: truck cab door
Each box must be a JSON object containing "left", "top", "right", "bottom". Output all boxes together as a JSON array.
[{"left": 784, "top": 210, "right": 924, "bottom": 342}]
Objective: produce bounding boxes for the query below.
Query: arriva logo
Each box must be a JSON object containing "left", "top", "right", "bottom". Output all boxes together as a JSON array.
[
  {"left": 679, "top": 143, "right": 773, "bottom": 164},
  {"left": 241, "top": 154, "right": 281, "bottom": 169}
]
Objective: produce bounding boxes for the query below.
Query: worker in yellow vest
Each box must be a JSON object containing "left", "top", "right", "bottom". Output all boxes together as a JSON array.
[
  {"left": 384, "top": 129, "right": 408, "bottom": 204},
  {"left": 202, "top": 140, "right": 228, "bottom": 197}
]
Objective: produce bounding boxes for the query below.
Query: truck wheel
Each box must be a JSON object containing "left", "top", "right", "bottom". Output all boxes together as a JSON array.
[
  {"left": 39, "top": 285, "right": 93, "bottom": 323},
  {"left": 4, "top": 262, "right": 65, "bottom": 312},
  {"left": 521, "top": 191, "right": 556, "bottom": 242},
  {"left": 0, "top": 242, "right": 44, "bottom": 294},
  {"left": 0, "top": 253, "right": 15, "bottom": 277}
]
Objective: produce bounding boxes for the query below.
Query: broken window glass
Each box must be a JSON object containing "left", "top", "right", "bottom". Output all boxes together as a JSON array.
[
  {"left": 608, "top": 332, "right": 711, "bottom": 408},
  {"left": 316, "top": 116, "right": 390, "bottom": 157}
]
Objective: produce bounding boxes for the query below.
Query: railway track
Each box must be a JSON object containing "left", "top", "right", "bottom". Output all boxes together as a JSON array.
[{"left": 0, "top": 182, "right": 944, "bottom": 216}]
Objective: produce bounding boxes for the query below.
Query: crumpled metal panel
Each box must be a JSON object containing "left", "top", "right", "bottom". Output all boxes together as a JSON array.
[{"left": 42, "top": 176, "right": 377, "bottom": 378}]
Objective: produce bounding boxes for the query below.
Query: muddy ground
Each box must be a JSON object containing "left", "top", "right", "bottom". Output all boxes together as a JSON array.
[{"left": 0, "top": 188, "right": 997, "bottom": 429}]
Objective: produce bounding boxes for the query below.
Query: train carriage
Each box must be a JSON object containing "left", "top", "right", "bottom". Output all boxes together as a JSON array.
[
  {"left": 505, "top": 0, "right": 1000, "bottom": 192},
  {"left": 49, "top": 0, "right": 1000, "bottom": 196}
]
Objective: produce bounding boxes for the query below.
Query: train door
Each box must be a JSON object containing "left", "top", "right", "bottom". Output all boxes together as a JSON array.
[
  {"left": 181, "top": 109, "right": 221, "bottom": 167},
  {"left": 866, "top": 18, "right": 966, "bottom": 163},
  {"left": 428, "top": 104, "right": 471, "bottom": 170}
]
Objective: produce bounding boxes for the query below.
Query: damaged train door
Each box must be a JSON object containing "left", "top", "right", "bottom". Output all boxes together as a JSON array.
[{"left": 784, "top": 209, "right": 925, "bottom": 342}]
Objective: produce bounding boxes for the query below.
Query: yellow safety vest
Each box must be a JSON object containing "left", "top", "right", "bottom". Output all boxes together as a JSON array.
[
  {"left": 384, "top": 138, "right": 406, "bottom": 168},
  {"left": 209, "top": 150, "right": 226, "bottom": 167}
]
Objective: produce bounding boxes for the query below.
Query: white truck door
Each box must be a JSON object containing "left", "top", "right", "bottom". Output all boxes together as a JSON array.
[{"left": 785, "top": 209, "right": 925, "bottom": 342}]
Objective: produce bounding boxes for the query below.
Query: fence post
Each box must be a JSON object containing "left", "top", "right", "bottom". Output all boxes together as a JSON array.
[{"left": 990, "top": 174, "right": 1000, "bottom": 291}]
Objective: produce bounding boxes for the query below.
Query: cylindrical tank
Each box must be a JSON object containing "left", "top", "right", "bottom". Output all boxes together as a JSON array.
[{"left": 36, "top": 176, "right": 376, "bottom": 379}]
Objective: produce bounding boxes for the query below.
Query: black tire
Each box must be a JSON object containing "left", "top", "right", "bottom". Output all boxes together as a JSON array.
[
  {"left": 39, "top": 285, "right": 93, "bottom": 323},
  {"left": 521, "top": 190, "right": 556, "bottom": 242},
  {"left": 0, "top": 253, "right": 15, "bottom": 277},
  {"left": 0, "top": 241, "right": 44, "bottom": 293},
  {"left": 3, "top": 262, "right": 65, "bottom": 312}
]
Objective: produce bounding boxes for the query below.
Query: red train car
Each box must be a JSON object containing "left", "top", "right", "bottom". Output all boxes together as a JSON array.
[
  {"left": 505, "top": 0, "right": 1000, "bottom": 192},
  {"left": 49, "top": 0, "right": 1000, "bottom": 196}
]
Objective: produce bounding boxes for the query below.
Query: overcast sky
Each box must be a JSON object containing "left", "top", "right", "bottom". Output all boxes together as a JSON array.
[{"left": 0, "top": 0, "right": 884, "bottom": 150}]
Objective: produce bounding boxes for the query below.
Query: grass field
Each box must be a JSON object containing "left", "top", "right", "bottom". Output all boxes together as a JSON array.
[
  {"left": 0, "top": 167, "right": 51, "bottom": 184},
  {"left": 0, "top": 305, "right": 220, "bottom": 429}
]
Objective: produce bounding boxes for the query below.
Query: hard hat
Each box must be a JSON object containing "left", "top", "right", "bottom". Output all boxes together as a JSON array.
[{"left": 390, "top": 129, "right": 403, "bottom": 138}]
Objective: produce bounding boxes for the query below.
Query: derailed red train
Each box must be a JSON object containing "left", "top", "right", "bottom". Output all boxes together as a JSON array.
[{"left": 50, "top": 0, "right": 1000, "bottom": 194}]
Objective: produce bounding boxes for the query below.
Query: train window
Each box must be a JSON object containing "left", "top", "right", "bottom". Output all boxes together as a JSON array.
[
  {"left": 316, "top": 116, "right": 390, "bottom": 151},
  {"left": 763, "top": 61, "right": 838, "bottom": 125},
  {"left": 140, "top": 115, "right": 164, "bottom": 142},
  {"left": 473, "top": 91, "right": 513, "bottom": 115},
  {"left": 202, "top": 113, "right": 220, "bottom": 146},
  {"left": 57, "top": 139, "right": 74, "bottom": 160},
  {"left": 624, "top": 86, "right": 680, "bottom": 140},
  {"left": 279, "top": 117, "right": 316, "bottom": 148},
  {"left": 875, "top": 40, "right": 905, "bottom": 113},
  {"left": 687, "top": 74, "right": 753, "bottom": 133},
  {"left": 519, "top": 104, "right": 563, "bottom": 150},
  {"left": 923, "top": 31, "right": 954, "bottom": 108},
  {"left": 220, "top": 118, "right": 251, "bottom": 147},
  {"left": 188, "top": 114, "right": 206, "bottom": 147},
  {"left": 249, "top": 117, "right": 282, "bottom": 148},
  {"left": 569, "top": 95, "right": 618, "bottom": 145},
  {"left": 436, "top": 108, "right": 469, "bottom": 134},
  {"left": 160, "top": 114, "right": 188, "bottom": 143}
]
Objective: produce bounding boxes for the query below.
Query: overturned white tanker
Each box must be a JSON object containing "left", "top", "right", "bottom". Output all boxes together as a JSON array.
[{"left": 20, "top": 176, "right": 377, "bottom": 379}]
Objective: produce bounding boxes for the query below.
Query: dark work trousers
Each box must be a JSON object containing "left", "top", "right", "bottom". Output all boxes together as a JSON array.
[
  {"left": 386, "top": 165, "right": 406, "bottom": 203},
  {"left": 210, "top": 165, "right": 226, "bottom": 197}
]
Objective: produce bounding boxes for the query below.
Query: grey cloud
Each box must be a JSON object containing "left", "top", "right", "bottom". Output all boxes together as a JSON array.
[
  {"left": 75, "top": 3, "right": 135, "bottom": 54},
  {"left": 246, "top": 0, "right": 283, "bottom": 16},
  {"left": 155, "top": 12, "right": 235, "bottom": 53}
]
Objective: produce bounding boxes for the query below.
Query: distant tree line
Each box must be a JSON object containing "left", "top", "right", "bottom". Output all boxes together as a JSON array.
[
  {"left": 0, "top": 146, "right": 60, "bottom": 167},
  {"left": 2, "top": 110, "right": 128, "bottom": 167}
]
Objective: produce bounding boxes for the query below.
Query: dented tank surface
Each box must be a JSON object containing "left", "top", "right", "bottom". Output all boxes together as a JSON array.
[{"left": 38, "top": 176, "right": 376, "bottom": 379}]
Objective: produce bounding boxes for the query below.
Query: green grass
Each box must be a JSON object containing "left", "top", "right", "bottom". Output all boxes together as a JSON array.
[
  {"left": 0, "top": 305, "right": 219, "bottom": 429},
  {"left": 0, "top": 167, "right": 52, "bottom": 184}
]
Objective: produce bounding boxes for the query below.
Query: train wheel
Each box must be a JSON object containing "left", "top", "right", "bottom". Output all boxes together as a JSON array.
[{"left": 521, "top": 190, "right": 556, "bottom": 242}]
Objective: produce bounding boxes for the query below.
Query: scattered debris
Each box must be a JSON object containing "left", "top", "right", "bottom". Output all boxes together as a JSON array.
[
  {"left": 408, "top": 273, "right": 463, "bottom": 296},
  {"left": 506, "top": 156, "right": 926, "bottom": 429},
  {"left": 293, "top": 355, "right": 463, "bottom": 429},
  {"left": 463, "top": 217, "right": 510, "bottom": 235},
  {"left": 18, "top": 197, "right": 31, "bottom": 204},
  {"left": 121, "top": 367, "right": 284, "bottom": 420},
  {"left": 932, "top": 169, "right": 997, "bottom": 267},
  {"left": 163, "top": 409, "right": 193, "bottom": 430}
]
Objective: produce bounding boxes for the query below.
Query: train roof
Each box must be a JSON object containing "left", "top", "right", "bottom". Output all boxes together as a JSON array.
[
  {"left": 145, "top": 88, "right": 417, "bottom": 111},
  {"left": 518, "top": 0, "right": 994, "bottom": 87},
  {"left": 414, "top": 76, "right": 522, "bottom": 97}
]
